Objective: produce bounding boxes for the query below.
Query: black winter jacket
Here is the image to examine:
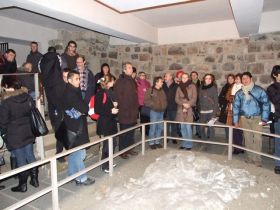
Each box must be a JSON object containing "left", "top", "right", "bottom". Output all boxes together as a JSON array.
[
  {"left": 163, "top": 81, "right": 178, "bottom": 111},
  {"left": 26, "top": 51, "right": 43, "bottom": 72},
  {"left": 0, "top": 88, "right": 35, "bottom": 150},
  {"left": 267, "top": 82, "right": 280, "bottom": 120}
]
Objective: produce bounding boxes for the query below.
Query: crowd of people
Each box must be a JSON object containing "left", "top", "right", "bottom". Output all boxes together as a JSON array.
[{"left": 0, "top": 40, "right": 280, "bottom": 194}]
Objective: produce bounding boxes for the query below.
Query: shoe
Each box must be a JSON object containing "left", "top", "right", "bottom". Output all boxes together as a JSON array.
[
  {"left": 29, "top": 167, "right": 39, "bottom": 188},
  {"left": 155, "top": 144, "right": 163, "bottom": 148},
  {"left": 102, "top": 163, "right": 117, "bottom": 173},
  {"left": 11, "top": 172, "right": 28, "bottom": 192},
  {"left": 179, "top": 147, "right": 185, "bottom": 150},
  {"left": 120, "top": 153, "right": 129, "bottom": 159},
  {"left": 172, "top": 140, "right": 177, "bottom": 144},
  {"left": 150, "top": 145, "right": 157, "bottom": 150},
  {"left": 233, "top": 150, "right": 240, "bottom": 155},
  {"left": 127, "top": 150, "right": 138, "bottom": 156},
  {"left": 186, "top": 148, "right": 192, "bottom": 151},
  {"left": 75, "top": 178, "right": 95, "bottom": 186},
  {"left": 274, "top": 167, "right": 280, "bottom": 174}
]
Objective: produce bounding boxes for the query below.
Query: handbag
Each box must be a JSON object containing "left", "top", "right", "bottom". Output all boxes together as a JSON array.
[
  {"left": 192, "top": 106, "right": 200, "bottom": 121},
  {"left": 29, "top": 101, "right": 49, "bottom": 137}
]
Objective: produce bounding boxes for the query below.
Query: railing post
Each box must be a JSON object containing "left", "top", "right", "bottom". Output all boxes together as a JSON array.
[
  {"left": 164, "top": 121, "right": 167, "bottom": 150},
  {"left": 142, "top": 124, "right": 145, "bottom": 155},
  {"left": 50, "top": 159, "right": 59, "bottom": 210},
  {"left": 108, "top": 137, "right": 113, "bottom": 177},
  {"left": 0, "top": 74, "right": 2, "bottom": 93},
  {"left": 228, "top": 126, "right": 233, "bottom": 160},
  {"left": 34, "top": 73, "right": 39, "bottom": 100}
]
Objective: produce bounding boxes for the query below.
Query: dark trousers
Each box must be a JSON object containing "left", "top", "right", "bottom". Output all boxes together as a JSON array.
[
  {"left": 233, "top": 128, "right": 243, "bottom": 152},
  {"left": 101, "top": 137, "right": 117, "bottom": 170},
  {"left": 199, "top": 113, "right": 215, "bottom": 140},
  {"left": 45, "top": 85, "right": 64, "bottom": 154},
  {"left": 119, "top": 123, "right": 136, "bottom": 151},
  {"left": 139, "top": 106, "right": 150, "bottom": 136},
  {"left": 165, "top": 110, "right": 178, "bottom": 139}
]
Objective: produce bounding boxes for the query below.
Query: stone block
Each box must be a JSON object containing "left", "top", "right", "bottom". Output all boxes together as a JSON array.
[
  {"left": 212, "top": 71, "right": 222, "bottom": 80},
  {"left": 131, "top": 54, "right": 139, "bottom": 59},
  {"left": 101, "top": 53, "right": 107, "bottom": 58},
  {"left": 187, "top": 47, "right": 198, "bottom": 54},
  {"left": 54, "top": 44, "right": 63, "bottom": 50},
  {"left": 168, "top": 46, "right": 185, "bottom": 55},
  {"left": 222, "top": 63, "right": 235, "bottom": 71},
  {"left": 247, "top": 63, "right": 264, "bottom": 74},
  {"left": 260, "top": 75, "right": 272, "bottom": 84},
  {"left": 134, "top": 47, "right": 140, "bottom": 52},
  {"left": 248, "top": 43, "right": 261, "bottom": 53},
  {"left": 125, "top": 47, "right": 130, "bottom": 52},
  {"left": 169, "top": 63, "right": 183, "bottom": 70},
  {"left": 108, "top": 52, "right": 118, "bottom": 59},
  {"left": 182, "top": 57, "right": 190, "bottom": 64},
  {"left": 245, "top": 54, "right": 256, "bottom": 62},
  {"left": 257, "top": 53, "right": 274, "bottom": 60},
  {"left": 205, "top": 56, "right": 215, "bottom": 63},
  {"left": 216, "top": 47, "right": 223, "bottom": 53},
  {"left": 218, "top": 55, "right": 223, "bottom": 63},
  {"left": 227, "top": 55, "right": 235, "bottom": 61},
  {"left": 155, "top": 65, "right": 166, "bottom": 72},
  {"left": 139, "top": 54, "right": 150, "bottom": 61}
]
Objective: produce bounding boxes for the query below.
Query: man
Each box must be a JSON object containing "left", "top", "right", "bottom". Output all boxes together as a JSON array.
[
  {"left": 61, "top": 40, "right": 79, "bottom": 70},
  {"left": 26, "top": 41, "right": 42, "bottom": 72},
  {"left": 39, "top": 47, "right": 66, "bottom": 157},
  {"left": 267, "top": 65, "right": 280, "bottom": 174},
  {"left": 74, "top": 56, "right": 96, "bottom": 104},
  {"left": 0, "top": 49, "right": 17, "bottom": 74},
  {"left": 114, "top": 62, "right": 139, "bottom": 159},
  {"left": 62, "top": 70, "right": 95, "bottom": 185},
  {"left": 163, "top": 72, "right": 178, "bottom": 144},
  {"left": 233, "top": 72, "right": 270, "bottom": 167}
]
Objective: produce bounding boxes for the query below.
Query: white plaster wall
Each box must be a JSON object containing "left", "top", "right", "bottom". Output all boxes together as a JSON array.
[
  {"left": 259, "top": 10, "right": 280, "bottom": 34},
  {"left": 0, "top": 16, "right": 58, "bottom": 52},
  {"left": 157, "top": 20, "right": 240, "bottom": 45}
]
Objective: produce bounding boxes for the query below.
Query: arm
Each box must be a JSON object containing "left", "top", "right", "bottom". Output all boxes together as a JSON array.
[
  {"left": 0, "top": 103, "right": 9, "bottom": 136},
  {"left": 188, "top": 84, "right": 197, "bottom": 107},
  {"left": 175, "top": 88, "right": 187, "bottom": 106},
  {"left": 213, "top": 87, "right": 219, "bottom": 117},
  {"left": 260, "top": 89, "right": 270, "bottom": 122},
  {"left": 232, "top": 92, "right": 241, "bottom": 125},
  {"left": 267, "top": 85, "right": 280, "bottom": 105}
]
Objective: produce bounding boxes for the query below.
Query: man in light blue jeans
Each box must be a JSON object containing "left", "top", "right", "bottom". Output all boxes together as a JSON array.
[
  {"left": 180, "top": 124, "right": 193, "bottom": 149},
  {"left": 149, "top": 110, "right": 164, "bottom": 147},
  {"left": 68, "top": 149, "right": 88, "bottom": 183}
]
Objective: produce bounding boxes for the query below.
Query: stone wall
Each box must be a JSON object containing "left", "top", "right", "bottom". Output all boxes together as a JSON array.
[{"left": 50, "top": 30, "right": 280, "bottom": 88}]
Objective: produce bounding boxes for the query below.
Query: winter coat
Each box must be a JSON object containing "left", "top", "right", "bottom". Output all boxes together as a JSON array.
[
  {"left": 61, "top": 53, "right": 79, "bottom": 70},
  {"left": 0, "top": 88, "right": 35, "bottom": 150},
  {"left": 94, "top": 89, "right": 118, "bottom": 136},
  {"left": 0, "top": 55, "right": 17, "bottom": 74},
  {"left": 162, "top": 81, "right": 178, "bottom": 111},
  {"left": 17, "top": 70, "right": 35, "bottom": 93},
  {"left": 136, "top": 78, "right": 151, "bottom": 106},
  {"left": 62, "top": 84, "right": 89, "bottom": 147},
  {"left": 267, "top": 82, "right": 280, "bottom": 120},
  {"left": 199, "top": 83, "right": 219, "bottom": 117},
  {"left": 233, "top": 84, "right": 270, "bottom": 124},
  {"left": 218, "top": 83, "right": 233, "bottom": 124},
  {"left": 144, "top": 88, "right": 167, "bottom": 112},
  {"left": 114, "top": 74, "right": 139, "bottom": 124},
  {"left": 26, "top": 51, "right": 43, "bottom": 72},
  {"left": 175, "top": 84, "right": 197, "bottom": 123}
]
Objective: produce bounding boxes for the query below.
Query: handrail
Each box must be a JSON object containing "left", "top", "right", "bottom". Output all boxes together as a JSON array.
[{"left": 1, "top": 120, "right": 280, "bottom": 210}]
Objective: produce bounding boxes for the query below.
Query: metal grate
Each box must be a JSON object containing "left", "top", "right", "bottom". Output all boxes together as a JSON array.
[{"left": 0, "top": 43, "right": 9, "bottom": 54}]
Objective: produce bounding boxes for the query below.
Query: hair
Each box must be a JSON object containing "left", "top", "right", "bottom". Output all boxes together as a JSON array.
[
  {"left": 67, "top": 40, "right": 77, "bottom": 48},
  {"left": 152, "top": 76, "right": 163, "bottom": 87},
  {"left": 182, "top": 72, "right": 189, "bottom": 78},
  {"left": 271, "top": 65, "right": 280, "bottom": 81},
  {"left": 227, "top": 74, "right": 235, "bottom": 82},
  {"left": 31, "top": 41, "right": 38, "bottom": 46},
  {"left": 62, "top": 67, "right": 71, "bottom": 73},
  {"left": 99, "top": 74, "right": 116, "bottom": 89},
  {"left": 2, "top": 78, "right": 21, "bottom": 89},
  {"left": 22, "top": 62, "right": 32, "bottom": 67},
  {"left": 235, "top": 73, "right": 242, "bottom": 80},
  {"left": 202, "top": 73, "right": 215, "bottom": 85},
  {"left": 164, "top": 71, "right": 174, "bottom": 79},
  {"left": 132, "top": 67, "right": 137, "bottom": 73},
  {"left": 242, "top": 71, "right": 252, "bottom": 79},
  {"left": 5, "top": 49, "right": 16, "bottom": 55},
  {"left": 47, "top": 47, "right": 56, "bottom": 53},
  {"left": 190, "top": 71, "right": 198, "bottom": 76},
  {"left": 100, "top": 63, "right": 110, "bottom": 76},
  {"left": 123, "top": 62, "right": 132, "bottom": 70},
  {"left": 138, "top": 71, "right": 146, "bottom": 76},
  {"left": 67, "top": 70, "right": 79, "bottom": 80},
  {"left": 76, "top": 55, "right": 85, "bottom": 62}
]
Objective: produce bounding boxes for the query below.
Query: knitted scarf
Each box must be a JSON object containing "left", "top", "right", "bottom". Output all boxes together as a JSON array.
[{"left": 241, "top": 81, "right": 254, "bottom": 100}]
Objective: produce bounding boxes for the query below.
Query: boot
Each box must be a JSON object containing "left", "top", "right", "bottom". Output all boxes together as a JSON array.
[
  {"left": 11, "top": 172, "right": 28, "bottom": 192},
  {"left": 29, "top": 167, "right": 39, "bottom": 188},
  {"left": 10, "top": 156, "right": 18, "bottom": 179}
]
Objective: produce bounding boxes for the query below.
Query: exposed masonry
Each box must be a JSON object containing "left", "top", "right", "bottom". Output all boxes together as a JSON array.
[{"left": 50, "top": 30, "right": 280, "bottom": 89}]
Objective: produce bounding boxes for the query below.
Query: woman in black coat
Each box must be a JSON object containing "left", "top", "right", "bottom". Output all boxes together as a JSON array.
[
  {"left": 0, "top": 80, "right": 38, "bottom": 192},
  {"left": 94, "top": 74, "right": 118, "bottom": 173}
]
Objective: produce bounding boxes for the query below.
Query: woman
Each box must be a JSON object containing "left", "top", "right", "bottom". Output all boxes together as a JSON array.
[
  {"left": 0, "top": 80, "right": 38, "bottom": 192},
  {"left": 175, "top": 73, "right": 197, "bottom": 150},
  {"left": 218, "top": 74, "right": 235, "bottom": 139},
  {"left": 95, "top": 63, "right": 111, "bottom": 93},
  {"left": 94, "top": 75, "right": 118, "bottom": 173},
  {"left": 144, "top": 76, "right": 167, "bottom": 149},
  {"left": 226, "top": 73, "right": 244, "bottom": 154},
  {"left": 199, "top": 74, "right": 219, "bottom": 141}
]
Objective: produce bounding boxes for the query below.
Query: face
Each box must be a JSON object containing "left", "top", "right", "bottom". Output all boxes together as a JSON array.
[
  {"left": 191, "top": 73, "right": 198, "bottom": 81},
  {"left": 5, "top": 52, "right": 15, "bottom": 62},
  {"left": 164, "top": 73, "right": 172, "bottom": 82},
  {"left": 76, "top": 57, "right": 85, "bottom": 69},
  {"left": 235, "top": 76, "right": 241, "bottom": 84},
  {"left": 242, "top": 75, "right": 252, "bottom": 86},
  {"left": 155, "top": 78, "right": 164, "bottom": 89},
  {"left": 68, "top": 74, "right": 80, "bottom": 88},
  {"left": 124, "top": 64, "right": 133, "bottom": 76},
  {"left": 31, "top": 43, "right": 38, "bottom": 53},
  {"left": 107, "top": 79, "right": 115, "bottom": 88},
  {"left": 68, "top": 43, "right": 76, "bottom": 53},
  {"left": 23, "top": 63, "right": 32, "bottom": 72},
  {"left": 102, "top": 66, "right": 109, "bottom": 75},
  {"left": 227, "top": 76, "right": 235, "bottom": 84},
  {"left": 204, "top": 75, "right": 212, "bottom": 85},
  {"left": 139, "top": 73, "right": 146, "bottom": 80},
  {"left": 181, "top": 74, "right": 189, "bottom": 83},
  {"left": 63, "top": 72, "right": 69, "bottom": 83}
]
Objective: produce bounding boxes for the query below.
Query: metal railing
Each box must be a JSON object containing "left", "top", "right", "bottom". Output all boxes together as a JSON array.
[{"left": 0, "top": 120, "right": 280, "bottom": 210}]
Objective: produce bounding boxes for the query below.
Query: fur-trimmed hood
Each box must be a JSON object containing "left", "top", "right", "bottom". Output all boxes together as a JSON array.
[{"left": 1, "top": 87, "right": 29, "bottom": 101}]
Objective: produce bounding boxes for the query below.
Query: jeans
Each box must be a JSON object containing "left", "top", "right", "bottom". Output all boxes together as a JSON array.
[
  {"left": 11, "top": 143, "right": 36, "bottom": 167},
  {"left": 149, "top": 110, "right": 164, "bottom": 145},
  {"left": 180, "top": 124, "right": 193, "bottom": 148},
  {"left": 68, "top": 149, "right": 87, "bottom": 183},
  {"left": 274, "top": 119, "right": 280, "bottom": 167}
]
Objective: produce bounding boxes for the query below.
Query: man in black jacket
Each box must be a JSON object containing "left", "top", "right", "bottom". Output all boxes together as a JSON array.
[
  {"left": 26, "top": 41, "right": 42, "bottom": 73},
  {"left": 163, "top": 72, "right": 178, "bottom": 144},
  {"left": 0, "top": 49, "right": 17, "bottom": 74},
  {"left": 267, "top": 65, "right": 280, "bottom": 174}
]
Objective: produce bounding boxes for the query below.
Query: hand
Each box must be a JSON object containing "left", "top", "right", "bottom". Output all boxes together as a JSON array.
[
  {"left": 183, "top": 103, "right": 190, "bottom": 109},
  {"left": 112, "top": 108, "right": 119, "bottom": 114}
]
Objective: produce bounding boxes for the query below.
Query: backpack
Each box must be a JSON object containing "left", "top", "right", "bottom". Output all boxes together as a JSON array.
[{"left": 88, "top": 92, "right": 107, "bottom": 120}]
